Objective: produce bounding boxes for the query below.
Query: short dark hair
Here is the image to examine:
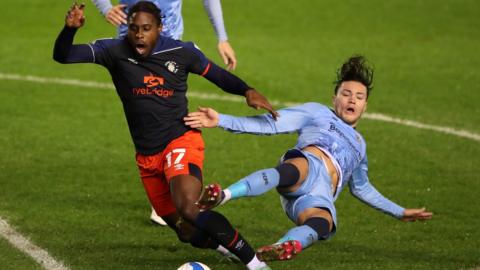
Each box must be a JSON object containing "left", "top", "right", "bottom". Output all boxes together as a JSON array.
[
  {"left": 128, "top": 1, "right": 162, "bottom": 26},
  {"left": 333, "top": 55, "right": 374, "bottom": 97}
]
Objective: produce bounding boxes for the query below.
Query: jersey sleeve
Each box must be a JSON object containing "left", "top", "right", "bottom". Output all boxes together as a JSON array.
[
  {"left": 53, "top": 26, "right": 95, "bottom": 64},
  {"left": 218, "top": 102, "right": 320, "bottom": 135},
  {"left": 53, "top": 26, "right": 115, "bottom": 68},
  {"left": 202, "top": 0, "right": 228, "bottom": 42},
  {"left": 183, "top": 42, "right": 210, "bottom": 75},
  {"left": 92, "top": 0, "right": 113, "bottom": 16},
  {"left": 88, "top": 38, "right": 116, "bottom": 69},
  {"left": 348, "top": 155, "right": 405, "bottom": 218}
]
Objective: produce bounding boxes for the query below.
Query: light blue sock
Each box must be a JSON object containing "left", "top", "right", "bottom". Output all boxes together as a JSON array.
[
  {"left": 277, "top": 225, "right": 318, "bottom": 249},
  {"left": 227, "top": 168, "right": 280, "bottom": 199}
]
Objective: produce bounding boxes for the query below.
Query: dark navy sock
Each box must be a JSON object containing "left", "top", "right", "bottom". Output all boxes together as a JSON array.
[
  {"left": 189, "top": 229, "right": 218, "bottom": 249},
  {"left": 194, "top": 210, "right": 255, "bottom": 264}
]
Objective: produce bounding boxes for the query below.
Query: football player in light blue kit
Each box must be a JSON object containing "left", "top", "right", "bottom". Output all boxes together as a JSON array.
[
  {"left": 92, "top": 0, "right": 237, "bottom": 70},
  {"left": 184, "top": 55, "right": 433, "bottom": 261}
]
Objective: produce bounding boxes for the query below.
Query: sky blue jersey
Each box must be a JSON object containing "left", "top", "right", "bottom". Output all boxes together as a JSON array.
[{"left": 218, "top": 102, "right": 405, "bottom": 218}]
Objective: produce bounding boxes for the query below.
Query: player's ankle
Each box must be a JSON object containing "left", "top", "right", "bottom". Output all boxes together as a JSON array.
[{"left": 221, "top": 189, "right": 231, "bottom": 204}]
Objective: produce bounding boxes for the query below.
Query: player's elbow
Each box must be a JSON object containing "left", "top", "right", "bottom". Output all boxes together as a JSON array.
[
  {"left": 52, "top": 45, "right": 70, "bottom": 64},
  {"left": 53, "top": 52, "right": 67, "bottom": 64}
]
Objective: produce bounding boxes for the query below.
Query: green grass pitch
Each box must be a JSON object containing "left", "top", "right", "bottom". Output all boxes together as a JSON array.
[{"left": 0, "top": 0, "right": 479, "bottom": 269}]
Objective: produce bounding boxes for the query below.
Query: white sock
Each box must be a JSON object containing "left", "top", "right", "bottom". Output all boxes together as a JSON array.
[
  {"left": 221, "top": 189, "right": 232, "bottom": 205},
  {"left": 246, "top": 255, "right": 267, "bottom": 270}
]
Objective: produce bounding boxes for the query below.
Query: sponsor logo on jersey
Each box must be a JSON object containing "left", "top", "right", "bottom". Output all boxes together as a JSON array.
[
  {"left": 328, "top": 122, "right": 362, "bottom": 161},
  {"left": 144, "top": 74, "right": 164, "bottom": 88},
  {"left": 165, "top": 61, "right": 179, "bottom": 73},
  {"left": 132, "top": 73, "right": 174, "bottom": 98}
]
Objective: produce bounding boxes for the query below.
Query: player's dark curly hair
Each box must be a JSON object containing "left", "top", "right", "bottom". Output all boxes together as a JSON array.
[
  {"left": 334, "top": 55, "right": 374, "bottom": 98},
  {"left": 128, "top": 1, "right": 162, "bottom": 26}
]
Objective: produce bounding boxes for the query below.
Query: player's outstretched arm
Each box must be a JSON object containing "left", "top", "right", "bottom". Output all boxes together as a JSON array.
[
  {"left": 186, "top": 103, "right": 320, "bottom": 135},
  {"left": 198, "top": 59, "right": 278, "bottom": 119},
  {"left": 401, "top": 208, "right": 433, "bottom": 222},
  {"left": 184, "top": 107, "right": 219, "bottom": 129},
  {"left": 54, "top": 4, "right": 96, "bottom": 64}
]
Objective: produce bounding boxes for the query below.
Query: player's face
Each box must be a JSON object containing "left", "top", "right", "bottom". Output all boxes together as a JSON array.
[
  {"left": 127, "top": 12, "right": 162, "bottom": 57},
  {"left": 333, "top": 81, "right": 368, "bottom": 127}
]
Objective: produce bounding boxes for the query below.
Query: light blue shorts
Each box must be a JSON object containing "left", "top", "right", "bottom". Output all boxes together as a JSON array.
[{"left": 278, "top": 148, "right": 337, "bottom": 238}]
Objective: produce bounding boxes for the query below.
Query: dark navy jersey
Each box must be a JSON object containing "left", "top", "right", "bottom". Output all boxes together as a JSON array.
[
  {"left": 89, "top": 37, "right": 209, "bottom": 154},
  {"left": 53, "top": 27, "right": 251, "bottom": 155}
]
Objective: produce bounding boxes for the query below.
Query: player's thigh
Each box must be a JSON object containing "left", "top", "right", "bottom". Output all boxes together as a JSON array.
[
  {"left": 163, "top": 131, "right": 205, "bottom": 219},
  {"left": 169, "top": 174, "right": 203, "bottom": 211},
  {"left": 140, "top": 173, "right": 178, "bottom": 219}
]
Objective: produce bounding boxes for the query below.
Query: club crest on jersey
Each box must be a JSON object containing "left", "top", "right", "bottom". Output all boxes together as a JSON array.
[{"left": 165, "top": 61, "right": 179, "bottom": 73}]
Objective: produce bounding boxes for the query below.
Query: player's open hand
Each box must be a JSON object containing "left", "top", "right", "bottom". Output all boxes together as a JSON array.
[
  {"left": 245, "top": 89, "right": 279, "bottom": 120},
  {"left": 401, "top": 207, "right": 433, "bottom": 222},
  {"left": 184, "top": 107, "right": 219, "bottom": 128},
  {"left": 105, "top": 4, "right": 127, "bottom": 26},
  {"left": 66, "top": 2, "right": 85, "bottom": 28},
  {"left": 217, "top": 41, "right": 237, "bottom": 71}
]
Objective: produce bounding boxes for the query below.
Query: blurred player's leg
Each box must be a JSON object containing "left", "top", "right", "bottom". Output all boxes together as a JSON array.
[{"left": 197, "top": 163, "right": 300, "bottom": 210}]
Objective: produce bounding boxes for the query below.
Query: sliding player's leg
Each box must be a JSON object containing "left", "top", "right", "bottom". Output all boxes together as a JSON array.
[
  {"left": 257, "top": 207, "right": 334, "bottom": 261},
  {"left": 257, "top": 152, "right": 337, "bottom": 262},
  {"left": 197, "top": 149, "right": 308, "bottom": 211}
]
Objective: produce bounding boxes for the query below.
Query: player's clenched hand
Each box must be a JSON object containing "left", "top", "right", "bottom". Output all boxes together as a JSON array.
[
  {"left": 65, "top": 2, "right": 85, "bottom": 28},
  {"left": 245, "top": 89, "right": 279, "bottom": 120},
  {"left": 105, "top": 4, "right": 127, "bottom": 26},
  {"left": 184, "top": 107, "right": 219, "bottom": 128},
  {"left": 401, "top": 207, "right": 433, "bottom": 222}
]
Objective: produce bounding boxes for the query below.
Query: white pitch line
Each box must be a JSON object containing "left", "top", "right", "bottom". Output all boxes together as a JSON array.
[
  {"left": 0, "top": 217, "right": 69, "bottom": 270},
  {"left": 1, "top": 72, "right": 479, "bottom": 142}
]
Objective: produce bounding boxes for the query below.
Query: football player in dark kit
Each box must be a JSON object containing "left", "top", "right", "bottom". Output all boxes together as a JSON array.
[{"left": 53, "top": 2, "right": 275, "bottom": 269}]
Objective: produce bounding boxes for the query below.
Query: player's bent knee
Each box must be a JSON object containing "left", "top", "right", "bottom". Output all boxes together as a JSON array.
[
  {"left": 304, "top": 216, "right": 331, "bottom": 240},
  {"left": 275, "top": 163, "right": 301, "bottom": 188},
  {"left": 298, "top": 207, "right": 333, "bottom": 232},
  {"left": 174, "top": 218, "right": 195, "bottom": 243},
  {"left": 176, "top": 232, "right": 190, "bottom": 243},
  {"left": 177, "top": 205, "right": 200, "bottom": 224},
  {"left": 283, "top": 158, "right": 309, "bottom": 183}
]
